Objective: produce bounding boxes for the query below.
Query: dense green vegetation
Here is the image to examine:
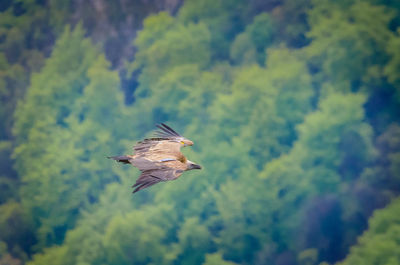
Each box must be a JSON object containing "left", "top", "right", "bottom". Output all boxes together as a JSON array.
[{"left": 0, "top": 0, "right": 399, "bottom": 264}]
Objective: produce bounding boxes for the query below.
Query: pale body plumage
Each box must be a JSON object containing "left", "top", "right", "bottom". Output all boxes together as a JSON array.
[{"left": 108, "top": 124, "right": 201, "bottom": 193}]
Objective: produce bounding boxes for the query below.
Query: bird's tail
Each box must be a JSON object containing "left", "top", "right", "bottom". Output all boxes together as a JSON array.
[{"left": 107, "top": 155, "right": 131, "bottom": 164}]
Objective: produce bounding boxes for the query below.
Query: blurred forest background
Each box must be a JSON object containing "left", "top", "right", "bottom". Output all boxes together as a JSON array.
[{"left": 0, "top": 0, "right": 400, "bottom": 264}]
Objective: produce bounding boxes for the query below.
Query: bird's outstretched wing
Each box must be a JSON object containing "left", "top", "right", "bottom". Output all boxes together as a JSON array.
[
  {"left": 126, "top": 123, "right": 194, "bottom": 193},
  {"left": 154, "top": 123, "right": 182, "bottom": 138},
  {"left": 133, "top": 123, "right": 188, "bottom": 156},
  {"left": 131, "top": 160, "right": 185, "bottom": 193}
]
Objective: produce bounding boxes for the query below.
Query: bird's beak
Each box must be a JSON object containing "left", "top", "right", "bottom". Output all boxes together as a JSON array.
[{"left": 191, "top": 164, "right": 202, "bottom": 170}]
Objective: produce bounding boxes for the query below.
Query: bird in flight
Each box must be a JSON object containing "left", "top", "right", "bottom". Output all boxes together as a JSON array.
[{"left": 108, "top": 123, "right": 201, "bottom": 193}]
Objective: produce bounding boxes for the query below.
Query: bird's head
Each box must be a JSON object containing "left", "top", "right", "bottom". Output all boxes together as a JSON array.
[
  {"left": 187, "top": 160, "right": 202, "bottom": 170},
  {"left": 179, "top": 138, "right": 194, "bottom": 147}
]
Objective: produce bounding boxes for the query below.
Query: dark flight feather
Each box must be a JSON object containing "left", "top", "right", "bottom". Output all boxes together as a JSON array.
[
  {"left": 108, "top": 123, "right": 201, "bottom": 193},
  {"left": 133, "top": 180, "right": 159, "bottom": 193},
  {"left": 155, "top": 123, "right": 181, "bottom": 138},
  {"left": 107, "top": 156, "right": 130, "bottom": 164}
]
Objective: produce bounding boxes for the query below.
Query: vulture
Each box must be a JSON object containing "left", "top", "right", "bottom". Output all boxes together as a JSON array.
[{"left": 108, "top": 123, "right": 201, "bottom": 193}]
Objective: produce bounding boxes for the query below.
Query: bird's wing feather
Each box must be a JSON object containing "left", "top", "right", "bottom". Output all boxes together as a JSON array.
[
  {"left": 132, "top": 167, "right": 184, "bottom": 193},
  {"left": 154, "top": 123, "right": 182, "bottom": 138},
  {"left": 130, "top": 157, "right": 159, "bottom": 171},
  {"left": 129, "top": 124, "right": 191, "bottom": 193},
  {"left": 133, "top": 138, "right": 182, "bottom": 155},
  {"left": 131, "top": 158, "right": 186, "bottom": 173},
  {"left": 133, "top": 123, "right": 190, "bottom": 155}
]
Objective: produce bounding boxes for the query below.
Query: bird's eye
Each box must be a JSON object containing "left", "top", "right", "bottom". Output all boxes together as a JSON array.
[{"left": 180, "top": 141, "right": 185, "bottom": 145}]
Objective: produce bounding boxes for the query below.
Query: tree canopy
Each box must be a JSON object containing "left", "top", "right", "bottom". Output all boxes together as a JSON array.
[{"left": 0, "top": 0, "right": 399, "bottom": 264}]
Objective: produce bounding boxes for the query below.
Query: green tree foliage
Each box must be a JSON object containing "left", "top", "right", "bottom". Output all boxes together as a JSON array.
[
  {"left": 203, "top": 252, "right": 239, "bottom": 265},
  {"left": 102, "top": 211, "right": 168, "bottom": 265},
  {"left": 275, "top": 0, "right": 312, "bottom": 47},
  {"left": 0, "top": 0, "right": 51, "bottom": 205},
  {"left": 27, "top": 173, "right": 179, "bottom": 265},
  {"left": 338, "top": 198, "right": 400, "bottom": 265},
  {"left": 131, "top": 12, "right": 211, "bottom": 95},
  {"left": 211, "top": 47, "right": 313, "bottom": 172},
  {"left": 306, "top": 0, "right": 400, "bottom": 134},
  {"left": 361, "top": 124, "right": 400, "bottom": 196},
  {"left": 13, "top": 25, "right": 126, "bottom": 249},
  {"left": 2, "top": 0, "right": 400, "bottom": 264},
  {"left": 258, "top": 92, "right": 373, "bottom": 263},
  {"left": 231, "top": 13, "right": 276, "bottom": 65},
  {"left": 0, "top": 0, "right": 179, "bottom": 207},
  {"left": 0, "top": 201, "right": 35, "bottom": 261},
  {"left": 384, "top": 28, "right": 400, "bottom": 102},
  {"left": 178, "top": 0, "right": 248, "bottom": 59},
  {"left": 306, "top": 0, "right": 394, "bottom": 88},
  {"left": 175, "top": 217, "right": 213, "bottom": 265}
]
